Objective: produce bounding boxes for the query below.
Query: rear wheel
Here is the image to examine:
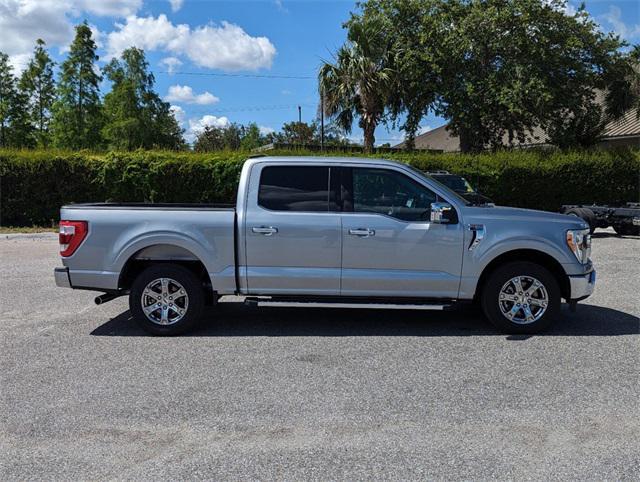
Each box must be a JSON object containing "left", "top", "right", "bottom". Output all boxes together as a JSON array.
[
  {"left": 613, "top": 223, "right": 640, "bottom": 236},
  {"left": 481, "top": 262, "right": 561, "bottom": 334},
  {"left": 130, "top": 264, "right": 205, "bottom": 335}
]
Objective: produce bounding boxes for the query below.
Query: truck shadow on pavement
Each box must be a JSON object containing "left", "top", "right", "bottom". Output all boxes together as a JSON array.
[{"left": 91, "top": 303, "right": 639, "bottom": 338}]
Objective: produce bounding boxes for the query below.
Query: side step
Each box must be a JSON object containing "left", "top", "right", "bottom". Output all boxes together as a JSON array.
[{"left": 244, "top": 299, "right": 453, "bottom": 311}]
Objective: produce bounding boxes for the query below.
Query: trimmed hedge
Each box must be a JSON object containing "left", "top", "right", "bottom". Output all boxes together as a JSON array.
[{"left": 1, "top": 148, "right": 639, "bottom": 226}]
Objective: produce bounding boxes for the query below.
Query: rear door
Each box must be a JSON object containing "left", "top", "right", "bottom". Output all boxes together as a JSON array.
[
  {"left": 243, "top": 164, "right": 342, "bottom": 295},
  {"left": 340, "top": 166, "right": 464, "bottom": 298}
]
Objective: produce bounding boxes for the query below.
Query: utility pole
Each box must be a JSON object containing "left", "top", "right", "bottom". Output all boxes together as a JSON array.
[
  {"left": 297, "top": 106, "right": 302, "bottom": 146},
  {"left": 320, "top": 89, "right": 325, "bottom": 152}
]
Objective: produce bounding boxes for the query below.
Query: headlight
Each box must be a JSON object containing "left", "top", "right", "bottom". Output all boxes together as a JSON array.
[{"left": 566, "top": 229, "right": 591, "bottom": 264}]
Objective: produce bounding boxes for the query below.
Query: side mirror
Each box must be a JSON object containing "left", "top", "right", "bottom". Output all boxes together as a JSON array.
[{"left": 430, "top": 202, "right": 456, "bottom": 224}]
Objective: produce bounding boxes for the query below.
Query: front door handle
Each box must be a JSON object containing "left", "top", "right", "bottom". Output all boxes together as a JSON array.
[
  {"left": 348, "top": 228, "right": 375, "bottom": 237},
  {"left": 252, "top": 226, "right": 278, "bottom": 236}
]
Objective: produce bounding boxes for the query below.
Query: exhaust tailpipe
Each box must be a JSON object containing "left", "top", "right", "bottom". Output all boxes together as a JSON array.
[{"left": 95, "top": 293, "right": 123, "bottom": 305}]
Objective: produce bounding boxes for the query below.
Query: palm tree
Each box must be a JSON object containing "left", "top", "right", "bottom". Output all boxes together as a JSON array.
[{"left": 318, "top": 20, "right": 395, "bottom": 153}]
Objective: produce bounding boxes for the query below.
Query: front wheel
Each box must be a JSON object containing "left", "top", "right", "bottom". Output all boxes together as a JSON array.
[
  {"left": 129, "top": 264, "right": 205, "bottom": 335},
  {"left": 481, "top": 262, "right": 561, "bottom": 334}
]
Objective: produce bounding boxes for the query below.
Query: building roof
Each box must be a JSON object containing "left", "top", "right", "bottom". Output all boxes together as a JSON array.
[{"left": 395, "top": 107, "right": 640, "bottom": 151}]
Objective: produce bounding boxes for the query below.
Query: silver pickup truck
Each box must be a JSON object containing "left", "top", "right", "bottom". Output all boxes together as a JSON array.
[{"left": 54, "top": 156, "right": 595, "bottom": 335}]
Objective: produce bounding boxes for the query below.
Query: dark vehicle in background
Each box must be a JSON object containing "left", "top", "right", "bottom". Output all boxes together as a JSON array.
[
  {"left": 426, "top": 171, "right": 494, "bottom": 205},
  {"left": 561, "top": 203, "right": 640, "bottom": 235}
]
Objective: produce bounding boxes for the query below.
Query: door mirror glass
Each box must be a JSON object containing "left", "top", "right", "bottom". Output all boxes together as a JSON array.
[{"left": 430, "top": 202, "right": 456, "bottom": 224}]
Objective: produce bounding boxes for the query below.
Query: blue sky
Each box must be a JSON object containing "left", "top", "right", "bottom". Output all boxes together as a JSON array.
[{"left": 1, "top": 0, "right": 639, "bottom": 145}]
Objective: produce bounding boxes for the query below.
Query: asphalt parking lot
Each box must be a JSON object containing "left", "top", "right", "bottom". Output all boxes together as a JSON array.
[{"left": 1, "top": 229, "right": 639, "bottom": 480}]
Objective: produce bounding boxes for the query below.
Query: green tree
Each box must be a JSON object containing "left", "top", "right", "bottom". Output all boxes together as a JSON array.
[
  {"left": 240, "top": 122, "right": 263, "bottom": 150},
  {"left": 0, "top": 52, "right": 33, "bottom": 147},
  {"left": 348, "top": 0, "right": 627, "bottom": 152},
  {"left": 276, "top": 121, "right": 317, "bottom": 145},
  {"left": 547, "top": 97, "right": 606, "bottom": 149},
  {"left": 605, "top": 45, "right": 640, "bottom": 120},
  {"left": 193, "top": 123, "right": 243, "bottom": 151},
  {"left": 149, "top": 98, "right": 186, "bottom": 150},
  {"left": 51, "top": 22, "right": 103, "bottom": 149},
  {"left": 19, "top": 39, "right": 56, "bottom": 147},
  {"left": 319, "top": 16, "right": 395, "bottom": 152},
  {"left": 103, "top": 47, "right": 184, "bottom": 150},
  {"left": 344, "top": 0, "right": 439, "bottom": 149}
]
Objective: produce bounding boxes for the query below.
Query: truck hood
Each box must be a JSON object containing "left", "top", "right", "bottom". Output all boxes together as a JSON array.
[{"left": 462, "top": 205, "right": 588, "bottom": 229}]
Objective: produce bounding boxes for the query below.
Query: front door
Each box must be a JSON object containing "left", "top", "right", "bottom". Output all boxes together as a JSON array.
[
  {"left": 244, "top": 164, "right": 342, "bottom": 295},
  {"left": 340, "top": 167, "right": 464, "bottom": 298}
]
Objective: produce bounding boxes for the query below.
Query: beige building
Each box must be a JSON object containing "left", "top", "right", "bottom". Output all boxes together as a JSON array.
[{"left": 395, "top": 107, "right": 640, "bottom": 151}]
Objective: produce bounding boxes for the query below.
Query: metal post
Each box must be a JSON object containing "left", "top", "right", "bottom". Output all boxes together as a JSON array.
[{"left": 298, "top": 105, "right": 301, "bottom": 123}]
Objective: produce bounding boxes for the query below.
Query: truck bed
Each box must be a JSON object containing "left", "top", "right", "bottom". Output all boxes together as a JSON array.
[{"left": 59, "top": 203, "right": 237, "bottom": 293}]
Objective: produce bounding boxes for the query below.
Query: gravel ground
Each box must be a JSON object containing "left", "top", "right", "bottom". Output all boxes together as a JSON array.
[{"left": 1, "top": 229, "right": 638, "bottom": 480}]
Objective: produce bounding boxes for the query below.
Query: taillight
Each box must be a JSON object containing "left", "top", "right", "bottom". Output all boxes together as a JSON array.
[{"left": 59, "top": 220, "right": 88, "bottom": 257}]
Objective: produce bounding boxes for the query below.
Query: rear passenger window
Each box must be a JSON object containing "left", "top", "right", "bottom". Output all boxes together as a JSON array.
[{"left": 258, "top": 166, "right": 331, "bottom": 212}]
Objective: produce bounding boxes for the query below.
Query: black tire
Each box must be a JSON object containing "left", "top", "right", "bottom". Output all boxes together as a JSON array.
[
  {"left": 480, "top": 261, "right": 561, "bottom": 334},
  {"left": 613, "top": 223, "right": 639, "bottom": 236},
  {"left": 129, "top": 264, "right": 205, "bottom": 336},
  {"left": 566, "top": 208, "right": 596, "bottom": 234}
]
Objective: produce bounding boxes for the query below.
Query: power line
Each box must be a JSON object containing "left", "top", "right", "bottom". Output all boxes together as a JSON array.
[
  {"left": 157, "top": 70, "right": 314, "bottom": 79},
  {"left": 182, "top": 103, "right": 317, "bottom": 114}
]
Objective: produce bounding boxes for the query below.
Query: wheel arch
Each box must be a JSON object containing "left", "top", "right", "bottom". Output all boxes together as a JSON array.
[
  {"left": 474, "top": 249, "right": 570, "bottom": 301},
  {"left": 118, "top": 244, "right": 213, "bottom": 295}
]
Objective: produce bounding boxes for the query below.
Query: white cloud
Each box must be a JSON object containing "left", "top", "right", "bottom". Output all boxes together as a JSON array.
[
  {"left": 107, "top": 15, "right": 276, "bottom": 71},
  {"left": 259, "top": 125, "right": 275, "bottom": 135},
  {"left": 74, "top": 0, "right": 142, "bottom": 17},
  {"left": 599, "top": 6, "right": 640, "bottom": 40},
  {"left": 170, "top": 105, "right": 186, "bottom": 125},
  {"left": 186, "top": 114, "right": 230, "bottom": 143},
  {"left": 563, "top": 4, "right": 578, "bottom": 17},
  {"left": 190, "top": 115, "right": 229, "bottom": 130},
  {"left": 8, "top": 53, "right": 30, "bottom": 76},
  {"left": 168, "top": 0, "right": 184, "bottom": 12},
  {"left": 0, "top": 0, "right": 137, "bottom": 60},
  {"left": 160, "top": 56, "right": 183, "bottom": 74},
  {"left": 0, "top": 0, "right": 75, "bottom": 56},
  {"left": 598, "top": 5, "right": 640, "bottom": 40},
  {"left": 417, "top": 125, "right": 432, "bottom": 135},
  {"left": 274, "top": 0, "right": 288, "bottom": 13},
  {"left": 165, "top": 85, "right": 220, "bottom": 105}
]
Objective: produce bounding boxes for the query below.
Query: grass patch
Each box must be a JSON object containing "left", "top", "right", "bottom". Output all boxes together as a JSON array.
[{"left": 0, "top": 226, "right": 58, "bottom": 234}]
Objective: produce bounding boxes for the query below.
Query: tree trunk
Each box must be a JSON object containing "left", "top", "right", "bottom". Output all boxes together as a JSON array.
[
  {"left": 459, "top": 127, "right": 479, "bottom": 153},
  {"left": 363, "top": 121, "right": 376, "bottom": 153}
]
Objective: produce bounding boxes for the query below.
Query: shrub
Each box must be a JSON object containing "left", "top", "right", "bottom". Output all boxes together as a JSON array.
[{"left": 1, "top": 148, "right": 638, "bottom": 226}]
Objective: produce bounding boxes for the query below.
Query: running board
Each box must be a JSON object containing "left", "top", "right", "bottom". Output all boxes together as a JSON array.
[{"left": 245, "top": 300, "right": 453, "bottom": 311}]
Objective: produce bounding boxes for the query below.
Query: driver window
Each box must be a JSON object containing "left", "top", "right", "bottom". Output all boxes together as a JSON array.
[{"left": 353, "top": 168, "right": 438, "bottom": 222}]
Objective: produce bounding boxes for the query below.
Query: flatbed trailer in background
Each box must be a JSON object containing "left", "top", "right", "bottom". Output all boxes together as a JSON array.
[{"left": 561, "top": 203, "right": 640, "bottom": 235}]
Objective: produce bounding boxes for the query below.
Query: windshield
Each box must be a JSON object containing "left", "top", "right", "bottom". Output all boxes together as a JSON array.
[
  {"left": 433, "top": 175, "right": 475, "bottom": 193},
  {"left": 403, "top": 165, "right": 472, "bottom": 206}
]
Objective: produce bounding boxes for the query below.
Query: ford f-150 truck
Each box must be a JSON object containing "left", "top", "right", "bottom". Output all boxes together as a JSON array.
[{"left": 54, "top": 156, "right": 595, "bottom": 335}]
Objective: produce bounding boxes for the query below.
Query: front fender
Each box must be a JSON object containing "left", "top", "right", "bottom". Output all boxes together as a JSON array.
[
  {"left": 472, "top": 235, "right": 573, "bottom": 272},
  {"left": 458, "top": 233, "right": 574, "bottom": 299}
]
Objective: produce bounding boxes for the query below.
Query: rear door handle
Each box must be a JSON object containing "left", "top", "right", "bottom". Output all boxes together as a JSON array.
[
  {"left": 252, "top": 226, "right": 278, "bottom": 236},
  {"left": 348, "top": 228, "right": 375, "bottom": 237}
]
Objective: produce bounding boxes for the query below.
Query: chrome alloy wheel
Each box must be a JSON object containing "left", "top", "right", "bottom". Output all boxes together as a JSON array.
[
  {"left": 498, "top": 275, "right": 548, "bottom": 324},
  {"left": 141, "top": 277, "right": 189, "bottom": 325}
]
